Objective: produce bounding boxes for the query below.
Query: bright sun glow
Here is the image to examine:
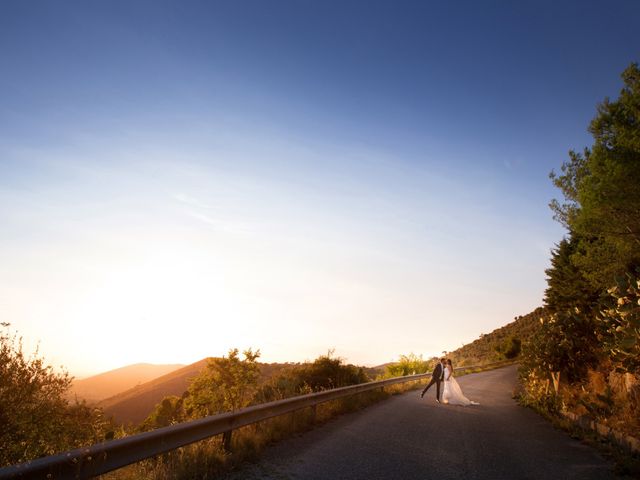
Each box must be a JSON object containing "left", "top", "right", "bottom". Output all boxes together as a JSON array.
[{"left": 2, "top": 0, "right": 638, "bottom": 378}]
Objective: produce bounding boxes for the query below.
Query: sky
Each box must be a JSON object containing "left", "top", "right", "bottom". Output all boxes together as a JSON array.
[{"left": 1, "top": 0, "right": 638, "bottom": 377}]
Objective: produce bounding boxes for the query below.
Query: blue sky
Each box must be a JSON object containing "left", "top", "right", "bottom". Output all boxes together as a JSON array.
[{"left": 1, "top": 1, "right": 638, "bottom": 376}]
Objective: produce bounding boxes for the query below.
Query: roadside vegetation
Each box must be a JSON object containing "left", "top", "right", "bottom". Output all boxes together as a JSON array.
[
  {"left": 106, "top": 350, "right": 417, "bottom": 480},
  {"left": 517, "top": 63, "right": 640, "bottom": 475},
  {"left": 1, "top": 321, "right": 458, "bottom": 479},
  {"left": 0, "top": 334, "right": 425, "bottom": 478},
  {"left": 0, "top": 323, "right": 113, "bottom": 467}
]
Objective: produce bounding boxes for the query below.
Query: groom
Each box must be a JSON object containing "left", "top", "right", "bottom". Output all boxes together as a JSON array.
[{"left": 421, "top": 358, "right": 445, "bottom": 403}]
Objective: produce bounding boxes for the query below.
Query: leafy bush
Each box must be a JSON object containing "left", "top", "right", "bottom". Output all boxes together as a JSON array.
[
  {"left": 520, "top": 309, "right": 601, "bottom": 384},
  {"left": 140, "top": 395, "right": 185, "bottom": 431},
  {"left": 183, "top": 348, "right": 261, "bottom": 418},
  {"left": 385, "top": 353, "right": 430, "bottom": 377},
  {"left": 295, "top": 352, "right": 369, "bottom": 391},
  {"left": 517, "top": 367, "right": 562, "bottom": 414},
  {"left": 0, "top": 324, "right": 110, "bottom": 467},
  {"left": 255, "top": 351, "right": 369, "bottom": 403},
  {"left": 494, "top": 336, "right": 521, "bottom": 360},
  {"left": 598, "top": 271, "right": 640, "bottom": 373}
]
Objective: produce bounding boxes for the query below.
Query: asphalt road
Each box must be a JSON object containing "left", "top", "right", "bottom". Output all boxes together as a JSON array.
[{"left": 221, "top": 365, "right": 621, "bottom": 480}]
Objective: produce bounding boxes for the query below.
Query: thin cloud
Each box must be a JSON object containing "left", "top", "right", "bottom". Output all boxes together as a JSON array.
[
  {"left": 186, "top": 210, "right": 253, "bottom": 234},
  {"left": 172, "top": 193, "right": 218, "bottom": 210}
]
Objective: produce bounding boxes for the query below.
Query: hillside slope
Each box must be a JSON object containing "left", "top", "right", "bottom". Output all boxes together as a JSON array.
[
  {"left": 99, "top": 360, "right": 296, "bottom": 425},
  {"left": 449, "top": 307, "right": 544, "bottom": 365},
  {"left": 98, "top": 359, "right": 209, "bottom": 425},
  {"left": 69, "top": 363, "right": 184, "bottom": 403}
]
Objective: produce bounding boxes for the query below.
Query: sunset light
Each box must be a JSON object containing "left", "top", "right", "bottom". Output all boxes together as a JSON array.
[
  {"left": 1, "top": 1, "right": 637, "bottom": 379},
  {"left": 2, "top": 2, "right": 639, "bottom": 478}
]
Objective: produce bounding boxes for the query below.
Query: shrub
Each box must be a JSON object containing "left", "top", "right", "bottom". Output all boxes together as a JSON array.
[
  {"left": 184, "top": 348, "right": 261, "bottom": 418},
  {"left": 385, "top": 353, "right": 430, "bottom": 377},
  {"left": 0, "top": 324, "right": 110, "bottom": 467},
  {"left": 254, "top": 351, "right": 369, "bottom": 403},
  {"left": 598, "top": 271, "right": 640, "bottom": 374},
  {"left": 140, "top": 395, "right": 186, "bottom": 432},
  {"left": 494, "top": 336, "right": 521, "bottom": 360}
]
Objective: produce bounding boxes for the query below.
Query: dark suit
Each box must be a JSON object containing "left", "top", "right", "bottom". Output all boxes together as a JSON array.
[{"left": 421, "top": 362, "right": 445, "bottom": 400}]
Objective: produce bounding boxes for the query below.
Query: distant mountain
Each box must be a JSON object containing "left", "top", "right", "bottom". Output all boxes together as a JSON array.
[
  {"left": 69, "top": 363, "right": 184, "bottom": 403},
  {"left": 98, "top": 359, "right": 209, "bottom": 425}
]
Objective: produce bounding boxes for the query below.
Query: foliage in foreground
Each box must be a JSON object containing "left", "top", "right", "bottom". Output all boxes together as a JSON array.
[
  {"left": 0, "top": 323, "right": 111, "bottom": 467},
  {"left": 599, "top": 273, "right": 640, "bottom": 374}
]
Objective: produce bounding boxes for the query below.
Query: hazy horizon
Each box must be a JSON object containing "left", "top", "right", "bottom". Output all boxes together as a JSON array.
[{"left": 1, "top": 0, "right": 638, "bottom": 378}]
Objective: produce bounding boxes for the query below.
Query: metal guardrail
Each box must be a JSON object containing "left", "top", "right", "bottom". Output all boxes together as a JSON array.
[{"left": 0, "top": 362, "right": 507, "bottom": 479}]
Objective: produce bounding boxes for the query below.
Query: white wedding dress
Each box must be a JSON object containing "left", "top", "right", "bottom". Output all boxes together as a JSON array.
[{"left": 442, "top": 366, "right": 479, "bottom": 406}]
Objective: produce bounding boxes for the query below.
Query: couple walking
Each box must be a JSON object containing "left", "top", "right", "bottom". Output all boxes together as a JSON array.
[{"left": 420, "top": 358, "right": 479, "bottom": 406}]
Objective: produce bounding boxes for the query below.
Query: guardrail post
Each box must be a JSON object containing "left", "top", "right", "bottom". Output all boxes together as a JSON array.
[
  {"left": 310, "top": 405, "right": 317, "bottom": 423},
  {"left": 222, "top": 430, "right": 232, "bottom": 453}
]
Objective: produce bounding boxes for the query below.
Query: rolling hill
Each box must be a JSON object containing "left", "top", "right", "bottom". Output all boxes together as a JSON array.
[
  {"left": 98, "top": 359, "right": 209, "bottom": 425},
  {"left": 448, "top": 307, "right": 544, "bottom": 365},
  {"left": 98, "top": 359, "right": 297, "bottom": 425},
  {"left": 69, "top": 363, "right": 184, "bottom": 403}
]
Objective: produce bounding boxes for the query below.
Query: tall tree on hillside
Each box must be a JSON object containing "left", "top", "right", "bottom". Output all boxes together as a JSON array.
[
  {"left": 529, "top": 63, "right": 640, "bottom": 385},
  {"left": 544, "top": 236, "right": 601, "bottom": 314},
  {"left": 549, "top": 63, "right": 640, "bottom": 291}
]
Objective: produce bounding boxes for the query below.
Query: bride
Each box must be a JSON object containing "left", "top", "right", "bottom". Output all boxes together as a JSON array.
[{"left": 442, "top": 359, "right": 479, "bottom": 406}]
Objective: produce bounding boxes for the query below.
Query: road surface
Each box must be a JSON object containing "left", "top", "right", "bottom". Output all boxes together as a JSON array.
[{"left": 221, "top": 365, "right": 620, "bottom": 479}]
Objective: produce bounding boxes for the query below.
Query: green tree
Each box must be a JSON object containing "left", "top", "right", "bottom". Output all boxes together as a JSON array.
[
  {"left": 494, "top": 336, "right": 521, "bottom": 360},
  {"left": 184, "top": 348, "right": 260, "bottom": 417},
  {"left": 544, "top": 236, "right": 601, "bottom": 314},
  {"left": 535, "top": 63, "right": 640, "bottom": 385},
  {"left": 549, "top": 63, "right": 640, "bottom": 291},
  {"left": 140, "top": 395, "right": 185, "bottom": 431},
  {"left": 0, "top": 324, "right": 109, "bottom": 466},
  {"left": 385, "top": 353, "right": 430, "bottom": 377},
  {"left": 295, "top": 351, "right": 369, "bottom": 391},
  {"left": 254, "top": 351, "right": 369, "bottom": 403},
  {"left": 520, "top": 310, "right": 600, "bottom": 384}
]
